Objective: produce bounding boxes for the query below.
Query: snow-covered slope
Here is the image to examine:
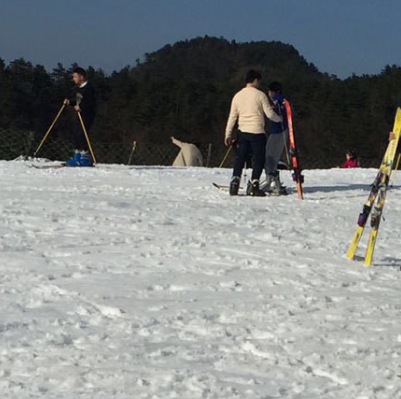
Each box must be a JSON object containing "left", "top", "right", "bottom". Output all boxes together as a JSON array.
[{"left": 0, "top": 161, "right": 400, "bottom": 399}]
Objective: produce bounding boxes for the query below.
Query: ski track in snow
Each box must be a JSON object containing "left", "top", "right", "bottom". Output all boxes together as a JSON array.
[{"left": 0, "top": 161, "right": 400, "bottom": 399}]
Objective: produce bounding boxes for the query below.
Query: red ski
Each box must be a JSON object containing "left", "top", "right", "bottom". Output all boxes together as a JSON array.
[{"left": 283, "top": 99, "right": 304, "bottom": 199}]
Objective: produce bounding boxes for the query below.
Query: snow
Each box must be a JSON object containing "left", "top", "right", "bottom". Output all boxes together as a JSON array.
[{"left": 0, "top": 161, "right": 400, "bottom": 399}]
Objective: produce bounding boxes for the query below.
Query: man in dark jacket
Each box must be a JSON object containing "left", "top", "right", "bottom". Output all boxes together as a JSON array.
[{"left": 64, "top": 67, "right": 96, "bottom": 166}]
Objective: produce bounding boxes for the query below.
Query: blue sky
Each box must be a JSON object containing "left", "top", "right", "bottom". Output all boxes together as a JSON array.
[{"left": 0, "top": 0, "right": 400, "bottom": 78}]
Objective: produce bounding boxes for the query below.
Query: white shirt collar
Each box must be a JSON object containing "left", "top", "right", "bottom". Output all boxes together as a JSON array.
[{"left": 79, "top": 81, "right": 88, "bottom": 89}]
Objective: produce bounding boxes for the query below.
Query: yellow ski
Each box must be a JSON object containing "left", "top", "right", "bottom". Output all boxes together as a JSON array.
[
  {"left": 346, "top": 226, "right": 364, "bottom": 259},
  {"left": 346, "top": 107, "right": 401, "bottom": 265},
  {"left": 364, "top": 222, "right": 379, "bottom": 266},
  {"left": 346, "top": 170, "right": 387, "bottom": 260},
  {"left": 363, "top": 110, "right": 401, "bottom": 265}
]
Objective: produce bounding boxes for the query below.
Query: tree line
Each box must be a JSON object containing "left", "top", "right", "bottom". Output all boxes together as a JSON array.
[{"left": 1, "top": 36, "right": 401, "bottom": 166}]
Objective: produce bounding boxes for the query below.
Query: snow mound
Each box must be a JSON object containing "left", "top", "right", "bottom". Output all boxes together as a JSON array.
[{"left": 0, "top": 161, "right": 400, "bottom": 398}]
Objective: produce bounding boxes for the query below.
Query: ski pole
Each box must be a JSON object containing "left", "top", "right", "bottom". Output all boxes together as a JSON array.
[
  {"left": 278, "top": 101, "right": 291, "bottom": 167},
  {"left": 77, "top": 111, "right": 97, "bottom": 165},
  {"left": 34, "top": 102, "right": 66, "bottom": 157},
  {"left": 219, "top": 145, "right": 232, "bottom": 168},
  {"left": 282, "top": 129, "right": 291, "bottom": 167}
]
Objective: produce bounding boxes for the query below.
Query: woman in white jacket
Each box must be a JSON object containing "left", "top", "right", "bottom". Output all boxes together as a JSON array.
[{"left": 171, "top": 137, "right": 203, "bottom": 167}]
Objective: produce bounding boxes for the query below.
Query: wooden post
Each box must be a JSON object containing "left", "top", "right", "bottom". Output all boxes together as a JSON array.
[
  {"left": 128, "top": 141, "right": 137, "bottom": 165},
  {"left": 206, "top": 143, "right": 212, "bottom": 167}
]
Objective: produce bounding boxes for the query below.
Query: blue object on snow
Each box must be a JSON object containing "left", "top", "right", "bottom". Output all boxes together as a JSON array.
[
  {"left": 65, "top": 151, "right": 81, "bottom": 166},
  {"left": 79, "top": 151, "right": 92, "bottom": 167},
  {"left": 65, "top": 151, "right": 92, "bottom": 167}
]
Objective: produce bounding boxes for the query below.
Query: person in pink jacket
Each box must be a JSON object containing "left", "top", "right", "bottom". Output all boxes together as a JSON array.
[{"left": 340, "top": 151, "right": 358, "bottom": 168}]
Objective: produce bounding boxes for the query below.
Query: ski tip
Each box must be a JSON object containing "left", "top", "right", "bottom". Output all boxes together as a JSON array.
[{"left": 363, "top": 261, "right": 372, "bottom": 267}]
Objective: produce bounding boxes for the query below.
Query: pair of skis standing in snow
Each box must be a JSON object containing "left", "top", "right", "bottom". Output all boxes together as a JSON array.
[
  {"left": 346, "top": 116, "right": 401, "bottom": 266},
  {"left": 223, "top": 70, "right": 303, "bottom": 198}
]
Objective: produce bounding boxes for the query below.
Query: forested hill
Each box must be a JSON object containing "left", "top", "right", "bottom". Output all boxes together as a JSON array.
[{"left": 1, "top": 36, "right": 401, "bottom": 164}]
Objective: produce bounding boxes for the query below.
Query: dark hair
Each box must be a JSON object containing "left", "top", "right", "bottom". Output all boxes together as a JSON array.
[
  {"left": 347, "top": 150, "right": 357, "bottom": 160},
  {"left": 72, "top": 67, "right": 86, "bottom": 78},
  {"left": 268, "top": 81, "right": 283, "bottom": 93},
  {"left": 245, "top": 70, "right": 262, "bottom": 84}
]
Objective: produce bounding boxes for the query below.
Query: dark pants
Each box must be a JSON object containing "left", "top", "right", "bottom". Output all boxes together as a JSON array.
[
  {"left": 233, "top": 132, "right": 266, "bottom": 181},
  {"left": 72, "top": 112, "right": 94, "bottom": 151}
]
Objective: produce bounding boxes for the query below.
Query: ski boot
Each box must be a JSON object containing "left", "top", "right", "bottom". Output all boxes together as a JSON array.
[
  {"left": 271, "top": 172, "right": 288, "bottom": 195},
  {"left": 261, "top": 174, "right": 274, "bottom": 193},
  {"left": 79, "top": 151, "right": 93, "bottom": 167},
  {"left": 229, "top": 176, "right": 240, "bottom": 196},
  {"left": 265, "top": 172, "right": 287, "bottom": 195},
  {"left": 247, "top": 180, "right": 266, "bottom": 197},
  {"left": 65, "top": 150, "right": 81, "bottom": 166}
]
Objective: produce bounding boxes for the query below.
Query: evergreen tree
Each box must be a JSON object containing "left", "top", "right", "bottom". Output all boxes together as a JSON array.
[{"left": 1, "top": 37, "right": 401, "bottom": 166}]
